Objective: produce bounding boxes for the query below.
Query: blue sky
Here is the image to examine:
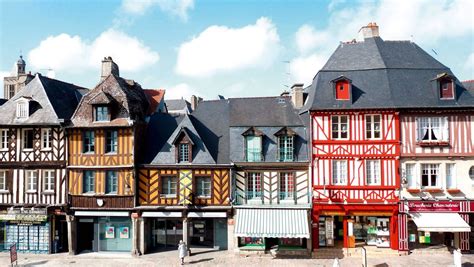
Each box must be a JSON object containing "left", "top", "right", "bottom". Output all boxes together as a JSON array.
[{"left": 1, "top": 0, "right": 473, "bottom": 100}]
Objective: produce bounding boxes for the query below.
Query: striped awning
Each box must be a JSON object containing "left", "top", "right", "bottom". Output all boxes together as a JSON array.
[{"left": 235, "top": 208, "right": 310, "bottom": 238}]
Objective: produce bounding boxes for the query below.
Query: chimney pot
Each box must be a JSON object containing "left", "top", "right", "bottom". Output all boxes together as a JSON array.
[
  {"left": 359, "top": 22, "right": 380, "bottom": 39},
  {"left": 101, "top": 56, "right": 120, "bottom": 81},
  {"left": 290, "top": 83, "right": 304, "bottom": 109}
]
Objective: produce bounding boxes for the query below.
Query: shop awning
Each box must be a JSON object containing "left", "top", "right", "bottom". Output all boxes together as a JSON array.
[
  {"left": 410, "top": 212, "right": 470, "bottom": 232},
  {"left": 235, "top": 208, "right": 310, "bottom": 238}
]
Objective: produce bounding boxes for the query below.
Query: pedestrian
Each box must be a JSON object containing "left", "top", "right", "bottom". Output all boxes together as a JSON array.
[
  {"left": 178, "top": 240, "right": 188, "bottom": 265},
  {"left": 453, "top": 248, "right": 462, "bottom": 267}
]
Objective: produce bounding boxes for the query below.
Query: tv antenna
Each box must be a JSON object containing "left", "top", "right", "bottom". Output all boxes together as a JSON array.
[{"left": 282, "top": 60, "right": 291, "bottom": 89}]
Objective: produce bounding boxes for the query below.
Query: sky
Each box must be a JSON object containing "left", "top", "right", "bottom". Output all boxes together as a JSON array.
[{"left": 0, "top": 0, "right": 473, "bottom": 100}]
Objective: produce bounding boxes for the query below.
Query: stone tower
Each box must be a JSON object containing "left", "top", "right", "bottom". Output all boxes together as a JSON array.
[{"left": 3, "top": 55, "right": 34, "bottom": 99}]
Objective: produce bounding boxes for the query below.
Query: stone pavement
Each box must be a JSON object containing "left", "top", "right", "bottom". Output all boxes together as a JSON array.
[{"left": 1, "top": 249, "right": 474, "bottom": 267}]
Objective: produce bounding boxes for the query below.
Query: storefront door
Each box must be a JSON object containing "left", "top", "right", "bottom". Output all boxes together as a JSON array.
[
  {"left": 190, "top": 219, "right": 213, "bottom": 247},
  {"left": 152, "top": 219, "right": 183, "bottom": 249},
  {"left": 214, "top": 219, "right": 227, "bottom": 250},
  {"left": 77, "top": 221, "right": 94, "bottom": 252}
]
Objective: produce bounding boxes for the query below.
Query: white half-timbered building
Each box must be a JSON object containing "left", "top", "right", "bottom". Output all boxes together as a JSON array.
[{"left": 0, "top": 73, "right": 86, "bottom": 253}]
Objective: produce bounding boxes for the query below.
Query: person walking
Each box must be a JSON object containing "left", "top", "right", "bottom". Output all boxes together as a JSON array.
[{"left": 178, "top": 240, "right": 188, "bottom": 265}]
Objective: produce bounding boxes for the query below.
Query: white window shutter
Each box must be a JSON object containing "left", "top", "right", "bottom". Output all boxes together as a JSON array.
[{"left": 443, "top": 117, "right": 449, "bottom": 142}]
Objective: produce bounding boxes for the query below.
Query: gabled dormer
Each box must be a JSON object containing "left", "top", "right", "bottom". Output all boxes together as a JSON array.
[
  {"left": 88, "top": 90, "right": 114, "bottom": 122},
  {"left": 331, "top": 76, "right": 352, "bottom": 101},
  {"left": 15, "top": 96, "right": 33, "bottom": 120},
  {"left": 433, "top": 73, "right": 455, "bottom": 100},
  {"left": 242, "top": 127, "right": 264, "bottom": 162},
  {"left": 274, "top": 127, "right": 297, "bottom": 162},
  {"left": 172, "top": 127, "right": 194, "bottom": 163}
]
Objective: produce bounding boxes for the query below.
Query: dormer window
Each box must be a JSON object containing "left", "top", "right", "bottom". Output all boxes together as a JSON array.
[
  {"left": 439, "top": 79, "right": 454, "bottom": 99},
  {"left": 332, "top": 76, "right": 352, "bottom": 101},
  {"left": 242, "top": 127, "right": 263, "bottom": 162},
  {"left": 16, "top": 101, "right": 29, "bottom": 119},
  {"left": 178, "top": 143, "right": 190, "bottom": 162},
  {"left": 275, "top": 127, "right": 297, "bottom": 162},
  {"left": 95, "top": 106, "right": 110, "bottom": 121},
  {"left": 172, "top": 127, "right": 194, "bottom": 163}
]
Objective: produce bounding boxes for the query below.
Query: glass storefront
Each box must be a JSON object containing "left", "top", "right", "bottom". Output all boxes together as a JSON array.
[
  {"left": 407, "top": 219, "right": 454, "bottom": 250},
  {"left": 1, "top": 222, "right": 50, "bottom": 253},
  {"left": 98, "top": 217, "right": 132, "bottom": 252},
  {"left": 151, "top": 219, "right": 183, "bottom": 249}
]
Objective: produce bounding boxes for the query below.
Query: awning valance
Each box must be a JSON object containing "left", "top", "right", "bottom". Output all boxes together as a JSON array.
[
  {"left": 235, "top": 208, "right": 310, "bottom": 238},
  {"left": 410, "top": 212, "right": 470, "bottom": 232}
]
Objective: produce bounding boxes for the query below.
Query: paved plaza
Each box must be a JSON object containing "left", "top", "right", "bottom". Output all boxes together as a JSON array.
[{"left": 1, "top": 249, "right": 474, "bottom": 267}]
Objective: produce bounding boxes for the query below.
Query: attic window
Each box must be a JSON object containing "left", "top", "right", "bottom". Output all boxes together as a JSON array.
[
  {"left": 178, "top": 143, "right": 190, "bottom": 162},
  {"left": 173, "top": 128, "right": 194, "bottom": 163},
  {"left": 439, "top": 79, "right": 454, "bottom": 99},
  {"left": 16, "top": 101, "right": 29, "bottom": 119},
  {"left": 95, "top": 106, "right": 110, "bottom": 122},
  {"left": 335, "top": 81, "right": 350, "bottom": 100}
]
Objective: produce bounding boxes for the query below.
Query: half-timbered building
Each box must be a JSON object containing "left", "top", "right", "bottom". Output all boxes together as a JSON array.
[
  {"left": 0, "top": 73, "right": 86, "bottom": 253},
  {"left": 303, "top": 24, "right": 401, "bottom": 252},
  {"left": 137, "top": 99, "right": 231, "bottom": 254},
  {"left": 66, "top": 57, "right": 150, "bottom": 255},
  {"left": 231, "top": 93, "right": 312, "bottom": 256}
]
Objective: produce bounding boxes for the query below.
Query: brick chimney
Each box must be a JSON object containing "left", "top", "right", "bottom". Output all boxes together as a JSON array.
[
  {"left": 359, "top": 22, "right": 380, "bottom": 39},
  {"left": 190, "top": 95, "right": 203, "bottom": 111},
  {"left": 101, "top": 56, "right": 120, "bottom": 81},
  {"left": 291, "top": 83, "right": 304, "bottom": 109}
]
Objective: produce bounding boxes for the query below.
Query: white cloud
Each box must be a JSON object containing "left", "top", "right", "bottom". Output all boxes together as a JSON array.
[
  {"left": 291, "top": 0, "right": 474, "bottom": 85},
  {"left": 165, "top": 83, "right": 199, "bottom": 100},
  {"left": 121, "top": 0, "right": 194, "bottom": 21},
  {"left": 291, "top": 53, "right": 328, "bottom": 84},
  {"left": 176, "top": 17, "right": 281, "bottom": 77},
  {"left": 28, "top": 29, "right": 159, "bottom": 74},
  {"left": 465, "top": 52, "right": 474, "bottom": 77}
]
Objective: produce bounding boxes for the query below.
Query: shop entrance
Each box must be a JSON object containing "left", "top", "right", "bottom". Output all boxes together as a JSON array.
[
  {"left": 189, "top": 219, "right": 214, "bottom": 247},
  {"left": 77, "top": 221, "right": 94, "bottom": 252},
  {"left": 151, "top": 219, "right": 183, "bottom": 249}
]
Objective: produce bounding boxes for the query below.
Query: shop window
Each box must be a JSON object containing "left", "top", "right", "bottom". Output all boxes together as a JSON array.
[
  {"left": 331, "top": 115, "right": 349, "bottom": 139},
  {"left": 365, "top": 115, "right": 381, "bottom": 139},
  {"left": 247, "top": 172, "right": 261, "bottom": 199},
  {"left": 279, "top": 172, "right": 294, "bottom": 200},
  {"left": 41, "top": 129, "right": 52, "bottom": 150},
  {"left": 446, "top": 163, "right": 456, "bottom": 189},
  {"left": 417, "top": 117, "right": 448, "bottom": 143},
  {"left": 421, "top": 164, "right": 440, "bottom": 188},
  {"left": 83, "top": 170, "right": 95, "bottom": 193},
  {"left": 22, "top": 129, "right": 33, "bottom": 150},
  {"left": 26, "top": 170, "right": 38, "bottom": 192},
  {"left": 0, "top": 170, "right": 6, "bottom": 191},
  {"left": 95, "top": 106, "right": 110, "bottom": 122},
  {"left": 245, "top": 136, "right": 262, "bottom": 162},
  {"left": 279, "top": 238, "right": 303, "bottom": 248},
  {"left": 83, "top": 130, "right": 95, "bottom": 153},
  {"left": 105, "top": 130, "right": 118, "bottom": 153},
  {"left": 405, "top": 164, "right": 417, "bottom": 188},
  {"left": 196, "top": 176, "right": 211, "bottom": 197},
  {"left": 0, "top": 129, "right": 8, "bottom": 150},
  {"left": 278, "top": 135, "right": 294, "bottom": 162},
  {"left": 161, "top": 176, "right": 177, "bottom": 197},
  {"left": 106, "top": 171, "right": 118, "bottom": 194},
  {"left": 366, "top": 160, "right": 380, "bottom": 185},
  {"left": 332, "top": 160, "right": 347, "bottom": 185},
  {"left": 43, "top": 170, "right": 55, "bottom": 192},
  {"left": 239, "top": 237, "right": 264, "bottom": 248}
]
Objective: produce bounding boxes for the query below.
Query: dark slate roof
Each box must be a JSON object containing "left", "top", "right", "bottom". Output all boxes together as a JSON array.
[
  {"left": 303, "top": 37, "right": 474, "bottom": 111},
  {"left": 463, "top": 80, "right": 474, "bottom": 93},
  {"left": 143, "top": 100, "right": 230, "bottom": 165},
  {"left": 165, "top": 99, "right": 191, "bottom": 113},
  {"left": 229, "top": 96, "right": 304, "bottom": 127},
  {"left": 0, "top": 99, "right": 7, "bottom": 106},
  {"left": 0, "top": 74, "right": 86, "bottom": 125}
]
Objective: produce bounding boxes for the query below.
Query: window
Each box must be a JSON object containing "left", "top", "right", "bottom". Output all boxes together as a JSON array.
[
  {"left": 335, "top": 81, "right": 350, "bottom": 100},
  {"left": 0, "top": 171, "right": 6, "bottom": 191},
  {"left": 439, "top": 80, "right": 454, "bottom": 99},
  {"left": 279, "top": 172, "right": 294, "bottom": 200},
  {"left": 105, "top": 130, "right": 118, "bottom": 153},
  {"left": 245, "top": 136, "right": 262, "bottom": 162},
  {"left": 106, "top": 171, "right": 118, "bottom": 194},
  {"left": 95, "top": 106, "right": 109, "bottom": 121},
  {"left": 16, "top": 101, "right": 28, "bottom": 119},
  {"left": 366, "top": 160, "right": 381, "bottom": 185},
  {"left": 83, "top": 170, "right": 95, "bottom": 193},
  {"left": 470, "top": 166, "right": 474, "bottom": 182},
  {"left": 83, "top": 130, "right": 95, "bottom": 153},
  {"left": 178, "top": 143, "right": 189, "bottom": 162},
  {"left": 278, "top": 136, "right": 294, "bottom": 162},
  {"left": 332, "top": 160, "right": 347, "bottom": 185},
  {"left": 247, "top": 172, "right": 261, "bottom": 199},
  {"left": 446, "top": 163, "right": 456, "bottom": 189},
  {"left": 7, "top": 85, "right": 15, "bottom": 99},
  {"left": 161, "top": 176, "right": 177, "bottom": 196},
  {"left": 43, "top": 170, "right": 55, "bottom": 192},
  {"left": 366, "top": 115, "right": 381, "bottom": 139},
  {"left": 421, "top": 164, "right": 440, "bottom": 188},
  {"left": 405, "top": 164, "right": 416, "bottom": 188},
  {"left": 26, "top": 170, "right": 38, "bottom": 192},
  {"left": 0, "top": 129, "right": 8, "bottom": 150},
  {"left": 417, "top": 117, "right": 448, "bottom": 142},
  {"left": 41, "top": 129, "right": 52, "bottom": 149},
  {"left": 331, "top": 115, "right": 349, "bottom": 139},
  {"left": 196, "top": 176, "right": 211, "bottom": 197},
  {"left": 22, "top": 129, "right": 33, "bottom": 150}
]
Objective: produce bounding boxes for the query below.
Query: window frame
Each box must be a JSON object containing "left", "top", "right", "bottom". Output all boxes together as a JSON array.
[
  {"left": 446, "top": 163, "right": 456, "bottom": 189},
  {"left": 43, "top": 170, "right": 55, "bottom": 192},
  {"left": 405, "top": 163, "right": 417, "bottom": 189},
  {"left": 279, "top": 172, "right": 295, "bottom": 200},
  {"left": 245, "top": 135, "right": 262, "bottom": 162},
  {"left": 331, "top": 115, "right": 349, "bottom": 140},
  {"left": 83, "top": 170, "right": 95, "bottom": 194},
  {"left": 7, "top": 85, "right": 15, "bottom": 99},
  {"left": 420, "top": 164, "right": 440, "bottom": 188},
  {"left": 332, "top": 160, "right": 347, "bottom": 185},
  {"left": 247, "top": 172, "right": 262, "bottom": 200},
  {"left": 82, "top": 130, "right": 95, "bottom": 153},
  {"left": 41, "top": 128, "right": 52, "bottom": 150},
  {"left": 178, "top": 143, "right": 190, "bottom": 163},
  {"left": 16, "top": 101, "right": 29, "bottom": 119},
  {"left": 26, "top": 170, "right": 38, "bottom": 193},
  {"left": 94, "top": 105, "right": 110, "bottom": 122},
  {"left": 105, "top": 170, "right": 118, "bottom": 194},
  {"left": 0, "top": 129, "right": 8, "bottom": 151},
  {"left": 161, "top": 175, "right": 178, "bottom": 198},
  {"left": 278, "top": 135, "right": 294, "bottom": 162},
  {"left": 365, "top": 114, "right": 381, "bottom": 140},
  {"left": 470, "top": 166, "right": 474, "bottom": 184},
  {"left": 417, "top": 117, "right": 449, "bottom": 143},
  {"left": 439, "top": 79, "right": 455, "bottom": 100},
  {"left": 365, "top": 160, "right": 381, "bottom": 185},
  {"left": 0, "top": 170, "right": 7, "bottom": 191},
  {"left": 105, "top": 130, "right": 118, "bottom": 154},
  {"left": 22, "top": 128, "right": 34, "bottom": 150},
  {"left": 196, "top": 176, "right": 212, "bottom": 198}
]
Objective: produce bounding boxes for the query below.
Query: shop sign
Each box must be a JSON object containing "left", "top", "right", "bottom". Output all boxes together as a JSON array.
[
  {"left": 0, "top": 214, "right": 48, "bottom": 222},
  {"left": 407, "top": 201, "right": 460, "bottom": 212}
]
